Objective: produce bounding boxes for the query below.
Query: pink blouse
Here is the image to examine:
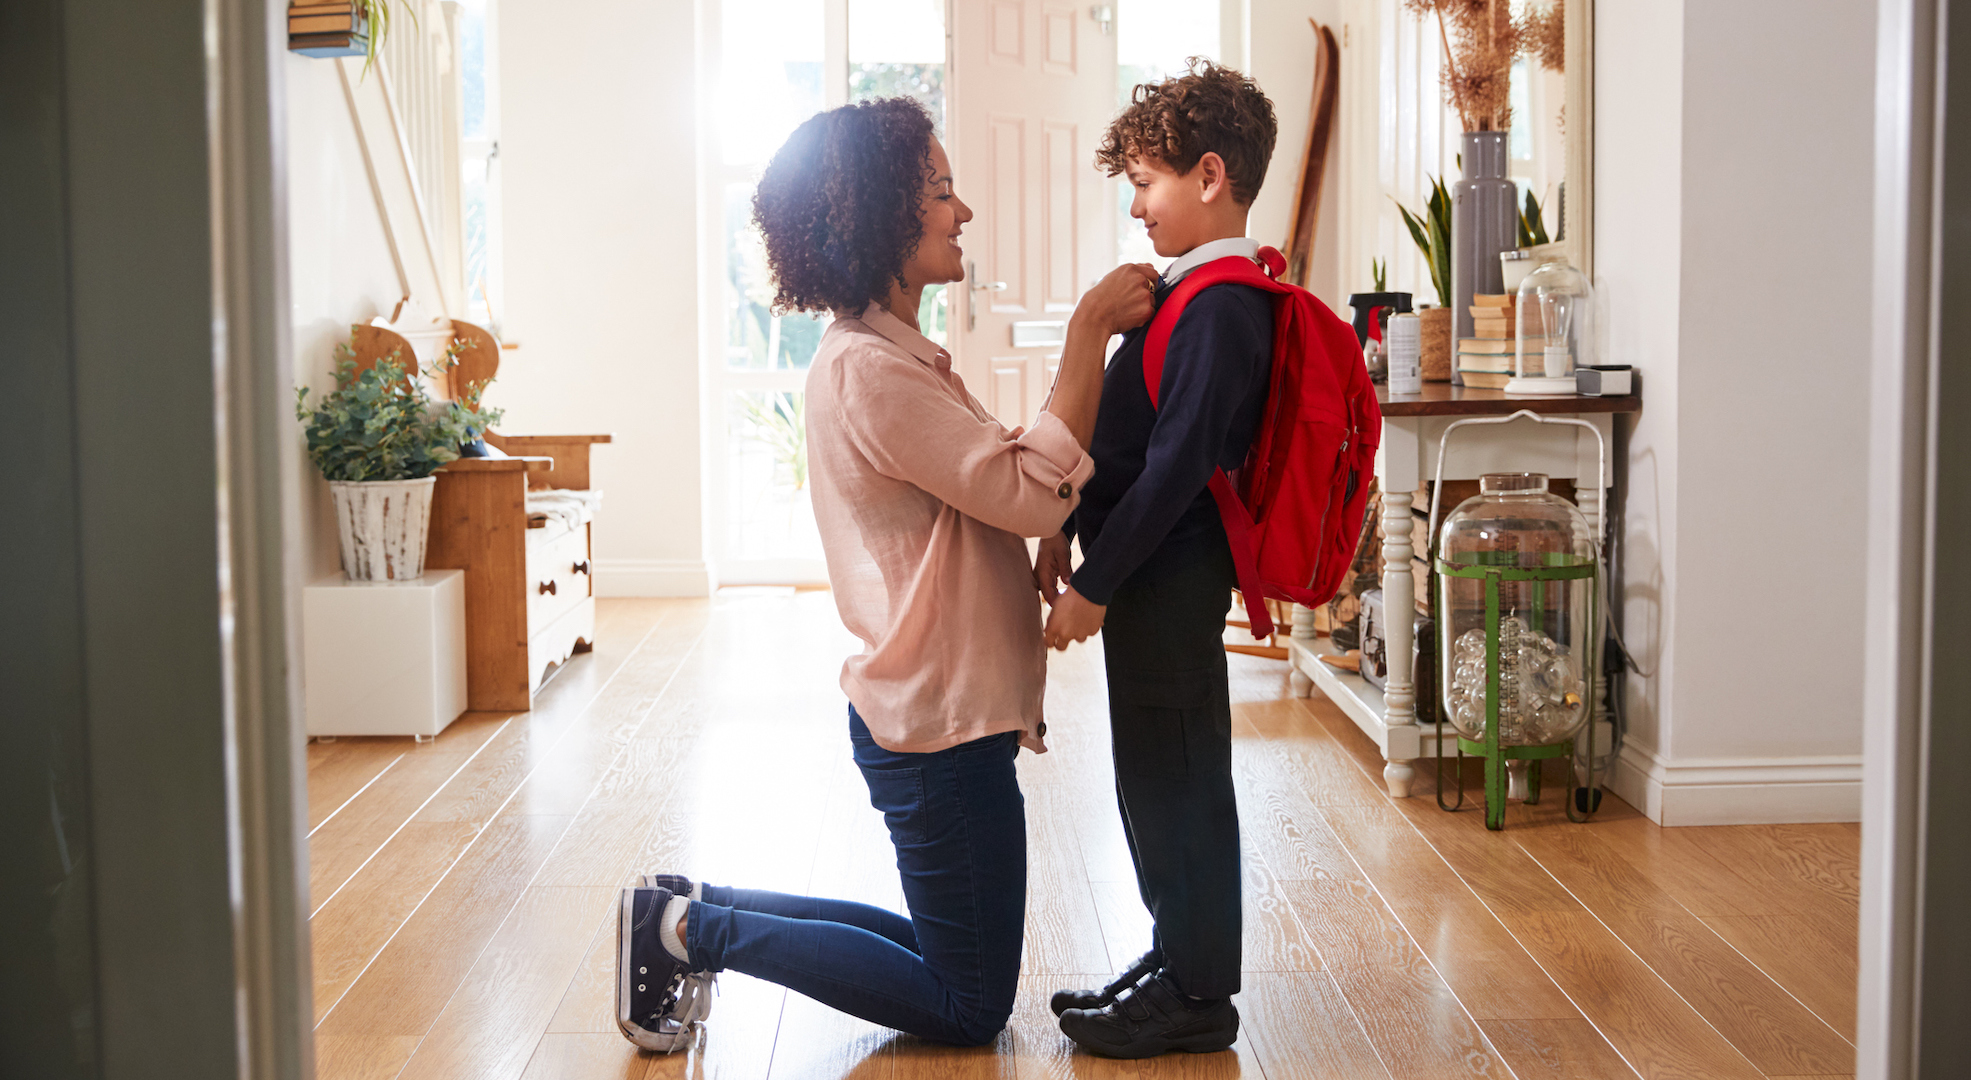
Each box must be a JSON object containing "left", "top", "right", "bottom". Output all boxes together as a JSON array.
[{"left": 805, "top": 304, "right": 1095, "bottom": 753}]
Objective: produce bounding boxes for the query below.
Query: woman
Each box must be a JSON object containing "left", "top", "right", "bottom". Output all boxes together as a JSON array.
[{"left": 615, "top": 97, "right": 1157, "bottom": 1050}]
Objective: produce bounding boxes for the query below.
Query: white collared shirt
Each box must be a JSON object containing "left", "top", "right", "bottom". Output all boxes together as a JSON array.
[{"left": 1162, "top": 236, "right": 1263, "bottom": 287}]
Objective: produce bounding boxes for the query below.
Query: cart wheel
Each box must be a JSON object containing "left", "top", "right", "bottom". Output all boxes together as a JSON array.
[{"left": 1574, "top": 787, "right": 1603, "bottom": 814}]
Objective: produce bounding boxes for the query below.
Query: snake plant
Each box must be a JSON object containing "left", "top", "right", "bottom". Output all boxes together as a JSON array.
[{"left": 1394, "top": 175, "right": 1452, "bottom": 308}]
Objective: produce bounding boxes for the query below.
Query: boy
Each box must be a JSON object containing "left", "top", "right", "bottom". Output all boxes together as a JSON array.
[{"left": 1035, "top": 61, "right": 1278, "bottom": 1058}]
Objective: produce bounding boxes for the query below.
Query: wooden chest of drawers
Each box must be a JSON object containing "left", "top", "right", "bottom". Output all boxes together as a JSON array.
[{"left": 425, "top": 434, "right": 610, "bottom": 712}]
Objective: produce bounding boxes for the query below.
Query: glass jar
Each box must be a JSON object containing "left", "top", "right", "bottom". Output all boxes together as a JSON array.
[
  {"left": 1437, "top": 473, "right": 1596, "bottom": 746},
  {"left": 1514, "top": 256, "right": 1595, "bottom": 380}
]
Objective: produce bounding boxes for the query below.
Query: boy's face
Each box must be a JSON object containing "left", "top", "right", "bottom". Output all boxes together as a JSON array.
[{"left": 1123, "top": 153, "right": 1230, "bottom": 258}]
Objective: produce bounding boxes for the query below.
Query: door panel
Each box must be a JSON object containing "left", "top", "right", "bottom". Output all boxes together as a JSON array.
[
  {"left": 1044, "top": 122, "right": 1078, "bottom": 310},
  {"left": 952, "top": 0, "right": 1116, "bottom": 429},
  {"left": 989, "top": 117, "right": 1027, "bottom": 310}
]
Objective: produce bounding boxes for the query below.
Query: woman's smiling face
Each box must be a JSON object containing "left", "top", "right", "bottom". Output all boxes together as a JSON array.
[{"left": 901, "top": 137, "right": 973, "bottom": 289}]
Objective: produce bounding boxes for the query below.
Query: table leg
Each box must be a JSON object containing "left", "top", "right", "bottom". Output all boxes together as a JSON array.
[
  {"left": 1289, "top": 603, "right": 1316, "bottom": 697},
  {"left": 1381, "top": 489, "right": 1417, "bottom": 797},
  {"left": 1576, "top": 473, "right": 1610, "bottom": 771}
]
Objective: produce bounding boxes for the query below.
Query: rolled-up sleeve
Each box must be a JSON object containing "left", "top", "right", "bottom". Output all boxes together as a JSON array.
[{"left": 841, "top": 347, "right": 1095, "bottom": 538}]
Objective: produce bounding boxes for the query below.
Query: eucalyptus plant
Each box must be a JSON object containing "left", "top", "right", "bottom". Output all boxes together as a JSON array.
[
  {"left": 295, "top": 334, "right": 503, "bottom": 482},
  {"left": 1394, "top": 174, "right": 1452, "bottom": 308}
]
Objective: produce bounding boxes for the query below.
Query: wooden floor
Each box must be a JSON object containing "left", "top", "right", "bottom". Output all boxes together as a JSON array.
[{"left": 306, "top": 594, "right": 1859, "bottom": 1080}]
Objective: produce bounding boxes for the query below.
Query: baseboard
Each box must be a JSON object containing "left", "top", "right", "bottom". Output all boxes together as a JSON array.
[
  {"left": 1609, "top": 742, "right": 1862, "bottom": 825},
  {"left": 593, "top": 558, "right": 711, "bottom": 598}
]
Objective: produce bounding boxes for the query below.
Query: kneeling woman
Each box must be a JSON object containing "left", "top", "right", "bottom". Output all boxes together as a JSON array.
[{"left": 616, "top": 97, "right": 1157, "bottom": 1049}]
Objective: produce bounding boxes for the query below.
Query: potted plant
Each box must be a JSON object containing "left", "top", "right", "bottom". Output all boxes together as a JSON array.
[
  {"left": 1395, "top": 174, "right": 1454, "bottom": 381},
  {"left": 1405, "top": 0, "right": 1566, "bottom": 383},
  {"left": 296, "top": 331, "right": 502, "bottom": 581},
  {"left": 289, "top": 0, "right": 409, "bottom": 72}
]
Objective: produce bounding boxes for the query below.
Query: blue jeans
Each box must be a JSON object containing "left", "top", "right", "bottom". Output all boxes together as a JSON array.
[{"left": 683, "top": 705, "right": 1026, "bottom": 1045}]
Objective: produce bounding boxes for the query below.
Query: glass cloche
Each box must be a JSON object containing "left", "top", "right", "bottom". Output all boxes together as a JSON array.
[
  {"left": 1437, "top": 473, "right": 1596, "bottom": 748},
  {"left": 1510, "top": 256, "right": 1595, "bottom": 394}
]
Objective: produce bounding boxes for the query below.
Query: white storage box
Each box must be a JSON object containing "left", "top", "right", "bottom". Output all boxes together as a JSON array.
[{"left": 303, "top": 568, "right": 468, "bottom": 738}]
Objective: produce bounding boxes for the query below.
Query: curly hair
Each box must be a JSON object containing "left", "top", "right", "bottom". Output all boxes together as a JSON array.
[
  {"left": 1095, "top": 59, "right": 1278, "bottom": 206},
  {"left": 753, "top": 98, "right": 938, "bottom": 315}
]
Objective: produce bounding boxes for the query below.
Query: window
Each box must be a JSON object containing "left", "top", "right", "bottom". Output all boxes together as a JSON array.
[
  {"left": 1114, "top": 0, "right": 1221, "bottom": 268},
  {"left": 458, "top": 0, "right": 502, "bottom": 328},
  {"left": 705, "top": 0, "right": 948, "bottom": 584}
]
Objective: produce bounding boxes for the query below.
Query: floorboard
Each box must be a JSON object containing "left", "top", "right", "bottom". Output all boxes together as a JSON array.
[
  {"left": 1477, "top": 1017, "right": 1641, "bottom": 1080},
  {"left": 307, "top": 596, "right": 1859, "bottom": 1080}
]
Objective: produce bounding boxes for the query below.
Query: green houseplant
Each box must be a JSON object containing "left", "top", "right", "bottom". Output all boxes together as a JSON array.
[
  {"left": 297, "top": 332, "right": 502, "bottom": 580},
  {"left": 1395, "top": 175, "right": 1454, "bottom": 381}
]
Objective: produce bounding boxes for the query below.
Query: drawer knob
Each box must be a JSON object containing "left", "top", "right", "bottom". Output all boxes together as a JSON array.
[
  {"left": 538, "top": 580, "right": 557, "bottom": 596},
  {"left": 572, "top": 560, "right": 591, "bottom": 575}
]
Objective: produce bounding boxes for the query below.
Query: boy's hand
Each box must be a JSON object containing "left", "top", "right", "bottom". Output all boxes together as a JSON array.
[
  {"left": 1044, "top": 586, "right": 1107, "bottom": 650},
  {"left": 1033, "top": 533, "right": 1074, "bottom": 605},
  {"left": 1071, "top": 262, "right": 1160, "bottom": 337}
]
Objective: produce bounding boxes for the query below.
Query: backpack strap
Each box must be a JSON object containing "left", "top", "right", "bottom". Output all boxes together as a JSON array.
[{"left": 1140, "top": 248, "right": 1289, "bottom": 639}]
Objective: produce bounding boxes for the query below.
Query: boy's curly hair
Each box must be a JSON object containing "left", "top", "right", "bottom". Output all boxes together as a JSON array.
[
  {"left": 753, "top": 98, "right": 937, "bottom": 315},
  {"left": 1095, "top": 59, "right": 1278, "bottom": 206}
]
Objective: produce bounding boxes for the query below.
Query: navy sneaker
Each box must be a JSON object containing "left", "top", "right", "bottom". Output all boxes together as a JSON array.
[
  {"left": 616, "top": 885, "right": 712, "bottom": 1052},
  {"left": 1050, "top": 948, "right": 1163, "bottom": 1016},
  {"left": 1059, "top": 974, "right": 1239, "bottom": 1058},
  {"left": 636, "top": 872, "right": 696, "bottom": 896}
]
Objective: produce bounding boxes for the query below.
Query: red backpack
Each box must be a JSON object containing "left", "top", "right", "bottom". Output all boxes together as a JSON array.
[{"left": 1142, "top": 246, "right": 1382, "bottom": 640}]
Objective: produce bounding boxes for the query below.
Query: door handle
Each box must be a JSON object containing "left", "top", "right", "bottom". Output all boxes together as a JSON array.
[
  {"left": 967, "top": 259, "right": 1007, "bottom": 331},
  {"left": 538, "top": 580, "right": 557, "bottom": 596}
]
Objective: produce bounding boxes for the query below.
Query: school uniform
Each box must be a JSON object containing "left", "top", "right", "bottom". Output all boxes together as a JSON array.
[{"left": 1064, "top": 236, "right": 1274, "bottom": 1001}]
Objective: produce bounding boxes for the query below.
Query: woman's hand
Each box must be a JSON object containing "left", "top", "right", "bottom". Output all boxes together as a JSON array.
[
  {"left": 1044, "top": 585, "right": 1107, "bottom": 650},
  {"left": 1033, "top": 533, "right": 1074, "bottom": 605},
  {"left": 1070, "top": 262, "right": 1160, "bottom": 338},
  {"left": 1046, "top": 263, "right": 1159, "bottom": 448}
]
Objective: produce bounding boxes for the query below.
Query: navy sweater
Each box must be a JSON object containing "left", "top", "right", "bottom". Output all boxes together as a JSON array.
[{"left": 1066, "top": 281, "right": 1274, "bottom": 606}]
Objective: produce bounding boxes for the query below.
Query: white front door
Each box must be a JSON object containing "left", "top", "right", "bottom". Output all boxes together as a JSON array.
[{"left": 947, "top": 1, "right": 1119, "bottom": 429}]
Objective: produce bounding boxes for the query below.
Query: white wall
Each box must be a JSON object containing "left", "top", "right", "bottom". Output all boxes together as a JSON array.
[
  {"left": 1594, "top": 0, "right": 1683, "bottom": 813},
  {"left": 1602, "top": 0, "right": 1873, "bottom": 823},
  {"left": 497, "top": 0, "right": 709, "bottom": 596},
  {"left": 284, "top": 54, "right": 411, "bottom": 582},
  {"left": 1244, "top": 0, "right": 1347, "bottom": 311}
]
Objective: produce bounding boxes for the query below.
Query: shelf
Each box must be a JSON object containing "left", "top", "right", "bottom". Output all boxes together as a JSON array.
[
  {"left": 1288, "top": 634, "right": 1450, "bottom": 761},
  {"left": 1289, "top": 633, "right": 1614, "bottom": 770},
  {"left": 1377, "top": 383, "right": 1641, "bottom": 417}
]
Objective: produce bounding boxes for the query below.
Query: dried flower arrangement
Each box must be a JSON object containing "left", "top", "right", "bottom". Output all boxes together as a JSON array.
[
  {"left": 1521, "top": 3, "right": 1565, "bottom": 73},
  {"left": 1404, "top": 0, "right": 1564, "bottom": 132}
]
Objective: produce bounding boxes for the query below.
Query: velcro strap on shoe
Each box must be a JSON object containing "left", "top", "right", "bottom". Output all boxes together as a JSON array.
[
  {"left": 1100, "top": 950, "right": 1163, "bottom": 998},
  {"left": 1134, "top": 977, "right": 1188, "bottom": 1022}
]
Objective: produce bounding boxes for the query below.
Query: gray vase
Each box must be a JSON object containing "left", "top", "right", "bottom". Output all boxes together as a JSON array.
[{"left": 1450, "top": 131, "right": 1518, "bottom": 386}]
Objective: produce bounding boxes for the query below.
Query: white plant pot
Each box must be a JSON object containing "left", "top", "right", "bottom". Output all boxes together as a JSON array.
[{"left": 329, "top": 477, "right": 437, "bottom": 581}]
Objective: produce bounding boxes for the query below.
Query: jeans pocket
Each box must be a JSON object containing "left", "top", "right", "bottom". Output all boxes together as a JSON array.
[{"left": 861, "top": 765, "right": 929, "bottom": 847}]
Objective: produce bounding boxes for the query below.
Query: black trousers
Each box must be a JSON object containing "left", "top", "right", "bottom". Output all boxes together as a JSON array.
[{"left": 1100, "top": 541, "right": 1241, "bottom": 1000}]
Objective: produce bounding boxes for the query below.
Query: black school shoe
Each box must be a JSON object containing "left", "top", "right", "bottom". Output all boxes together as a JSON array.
[
  {"left": 1058, "top": 974, "right": 1239, "bottom": 1058},
  {"left": 617, "top": 885, "right": 713, "bottom": 1052},
  {"left": 1050, "top": 948, "right": 1163, "bottom": 1016}
]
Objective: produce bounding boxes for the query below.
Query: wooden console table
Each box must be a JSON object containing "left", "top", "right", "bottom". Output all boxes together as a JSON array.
[{"left": 1288, "top": 384, "right": 1642, "bottom": 797}]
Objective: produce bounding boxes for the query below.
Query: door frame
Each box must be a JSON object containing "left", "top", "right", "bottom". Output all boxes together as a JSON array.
[
  {"left": 1, "top": 0, "right": 313, "bottom": 1074},
  {"left": 1861, "top": 0, "right": 1971, "bottom": 1074}
]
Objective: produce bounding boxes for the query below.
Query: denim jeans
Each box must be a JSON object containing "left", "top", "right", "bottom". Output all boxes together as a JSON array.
[{"left": 683, "top": 705, "right": 1026, "bottom": 1045}]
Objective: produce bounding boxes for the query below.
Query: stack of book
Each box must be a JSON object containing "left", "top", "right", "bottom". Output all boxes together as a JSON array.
[
  {"left": 289, "top": 2, "right": 369, "bottom": 58},
  {"left": 1458, "top": 294, "right": 1550, "bottom": 389}
]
